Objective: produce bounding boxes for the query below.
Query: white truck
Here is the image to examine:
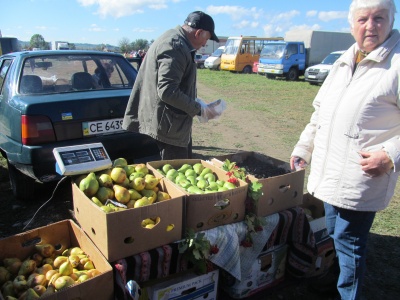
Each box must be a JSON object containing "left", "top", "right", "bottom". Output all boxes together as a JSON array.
[
  {"left": 259, "top": 30, "right": 355, "bottom": 80},
  {"left": 51, "top": 41, "right": 70, "bottom": 50}
]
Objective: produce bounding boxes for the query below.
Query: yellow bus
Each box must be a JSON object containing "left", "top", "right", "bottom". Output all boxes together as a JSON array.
[{"left": 220, "top": 36, "right": 283, "bottom": 73}]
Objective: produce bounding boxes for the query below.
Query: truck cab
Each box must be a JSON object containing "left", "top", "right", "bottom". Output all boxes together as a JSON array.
[{"left": 258, "top": 41, "right": 306, "bottom": 80}]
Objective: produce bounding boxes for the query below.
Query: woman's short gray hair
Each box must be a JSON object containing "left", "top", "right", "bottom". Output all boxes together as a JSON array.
[{"left": 348, "top": 0, "right": 397, "bottom": 28}]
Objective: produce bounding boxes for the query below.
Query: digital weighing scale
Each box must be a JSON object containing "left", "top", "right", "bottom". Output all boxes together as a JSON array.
[{"left": 53, "top": 143, "right": 112, "bottom": 176}]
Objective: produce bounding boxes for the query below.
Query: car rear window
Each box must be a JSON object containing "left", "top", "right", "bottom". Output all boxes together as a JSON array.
[{"left": 20, "top": 54, "right": 137, "bottom": 94}]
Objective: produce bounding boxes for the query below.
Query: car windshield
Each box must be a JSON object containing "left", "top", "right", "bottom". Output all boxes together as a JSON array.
[
  {"left": 260, "top": 44, "right": 285, "bottom": 59},
  {"left": 211, "top": 48, "right": 223, "bottom": 57},
  {"left": 20, "top": 54, "right": 137, "bottom": 94},
  {"left": 321, "top": 53, "right": 342, "bottom": 65}
]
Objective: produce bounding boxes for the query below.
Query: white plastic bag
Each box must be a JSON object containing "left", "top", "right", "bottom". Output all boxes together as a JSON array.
[{"left": 196, "top": 98, "right": 227, "bottom": 123}]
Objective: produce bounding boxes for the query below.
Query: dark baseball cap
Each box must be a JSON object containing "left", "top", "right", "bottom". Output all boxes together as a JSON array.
[{"left": 184, "top": 11, "right": 219, "bottom": 43}]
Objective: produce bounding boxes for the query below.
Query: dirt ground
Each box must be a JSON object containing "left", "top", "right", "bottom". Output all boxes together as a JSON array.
[{"left": 0, "top": 79, "right": 399, "bottom": 299}]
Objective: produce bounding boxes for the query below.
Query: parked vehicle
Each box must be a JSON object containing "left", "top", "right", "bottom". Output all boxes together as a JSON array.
[
  {"left": 304, "top": 50, "right": 346, "bottom": 85},
  {"left": 204, "top": 46, "right": 225, "bottom": 70},
  {"left": 0, "top": 50, "right": 159, "bottom": 199},
  {"left": 253, "top": 61, "right": 259, "bottom": 74},
  {"left": 258, "top": 30, "right": 354, "bottom": 81},
  {"left": 0, "top": 37, "right": 20, "bottom": 55},
  {"left": 195, "top": 54, "right": 209, "bottom": 69},
  {"left": 220, "top": 36, "right": 282, "bottom": 73},
  {"left": 51, "top": 41, "right": 70, "bottom": 50}
]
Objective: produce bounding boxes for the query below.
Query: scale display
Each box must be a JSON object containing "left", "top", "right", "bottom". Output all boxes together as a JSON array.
[{"left": 53, "top": 143, "right": 112, "bottom": 175}]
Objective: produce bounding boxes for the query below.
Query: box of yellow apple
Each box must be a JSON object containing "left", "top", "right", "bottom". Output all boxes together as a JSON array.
[
  {"left": 72, "top": 158, "right": 185, "bottom": 262},
  {"left": 147, "top": 159, "right": 248, "bottom": 232},
  {"left": 0, "top": 220, "right": 113, "bottom": 300}
]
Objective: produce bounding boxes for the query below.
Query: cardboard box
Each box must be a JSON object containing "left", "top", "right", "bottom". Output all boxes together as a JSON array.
[
  {"left": 72, "top": 178, "right": 184, "bottom": 262},
  {"left": 147, "top": 159, "right": 248, "bottom": 232},
  {"left": 212, "top": 151, "right": 304, "bottom": 217},
  {"left": 220, "top": 244, "right": 287, "bottom": 299},
  {"left": 0, "top": 220, "right": 113, "bottom": 300},
  {"left": 301, "top": 193, "right": 328, "bottom": 243},
  {"left": 301, "top": 193, "right": 336, "bottom": 277},
  {"left": 145, "top": 269, "right": 219, "bottom": 300}
]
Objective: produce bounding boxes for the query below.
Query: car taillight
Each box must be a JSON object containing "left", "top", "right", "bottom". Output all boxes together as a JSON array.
[{"left": 21, "top": 115, "right": 56, "bottom": 145}]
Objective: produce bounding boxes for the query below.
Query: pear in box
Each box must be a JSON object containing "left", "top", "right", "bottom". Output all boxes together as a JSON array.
[
  {"left": 98, "top": 173, "right": 113, "bottom": 188},
  {"left": 79, "top": 172, "right": 99, "bottom": 197},
  {"left": 112, "top": 157, "right": 128, "bottom": 168},
  {"left": 135, "top": 163, "right": 149, "bottom": 174},
  {"left": 131, "top": 177, "right": 146, "bottom": 191},
  {"left": 113, "top": 185, "right": 130, "bottom": 204},
  {"left": 110, "top": 167, "right": 127, "bottom": 184},
  {"left": 144, "top": 175, "right": 160, "bottom": 190}
]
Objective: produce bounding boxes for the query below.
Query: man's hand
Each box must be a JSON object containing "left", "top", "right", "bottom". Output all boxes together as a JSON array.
[{"left": 358, "top": 150, "right": 393, "bottom": 177}]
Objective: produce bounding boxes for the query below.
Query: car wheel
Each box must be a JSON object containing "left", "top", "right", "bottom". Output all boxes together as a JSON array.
[
  {"left": 266, "top": 74, "right": 276, "bottom": 79},
  {"left": 199, "top": 64, "right": 205, "bottom": 69},
  {"left": 7, "top": 161, "right": 35, "bottom": 200},
  {"left": 242, "top": 66, "right": 252, "bottom": 74},
  {"left": 286, "top": 68, "right": 298, "bottom": 81}
]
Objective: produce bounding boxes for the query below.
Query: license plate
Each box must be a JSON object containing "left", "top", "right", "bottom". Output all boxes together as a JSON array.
[
  {"left": 270, "top": 70, "right": 276, "bottom": 73},
  {"left": 308, "top": 75, "right": 316, "bottom": 79},
  {"left": 82, "top": 118, "right": 124, "bottom": 136}
]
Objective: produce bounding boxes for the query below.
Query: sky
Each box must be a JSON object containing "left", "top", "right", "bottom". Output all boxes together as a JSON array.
[{"left": 1, "top": 0, "right": 399, "bottom": 47}]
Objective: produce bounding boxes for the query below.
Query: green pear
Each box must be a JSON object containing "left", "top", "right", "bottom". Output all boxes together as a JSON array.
[
  {"left": 162, "top": 164, "right": 174, "bottom": 174},
  {"left": 113, "top": 157, "right": 128, "bottom": 167},
  {"left": 135, "top": 163, "right": 149, "bottom": 174},
  {"left": 200, "top": 167, "right": 212, "bottom": 177},
  {"left": 123, "top": 164, "right": 136, "bottom": 176},
  {"left": 186, "top": 175, "right": 197, "bottom": 185},
  {"left": 128, "top": 189, "right": 142, "bottom": 200},
  {"left": 216, "top": 180, "right": 225, "bottom": 187},
  {"left": 113, "top": 185, "right": 130, "bottom": 204},
  {"left": 79, "top": 173, "right": 99, "bottom": 197},
  {"left": 110, "top": 167, "right": 127, "bottom": 184},
  {"left": 95, "top": 187, "right": 113, "bottom": 203},
  {"left": 134, "top": 197, "right": 151, "bottom": 208},
  {"left": 178, "top": 163, "right": 192, "bottom": 173},
  {"left": 187, "top": 186, "right": 204, "bottom": 194},
  {"left": 100, "top": 205, "right": 114, "bottom": 213},
  {"left": 178, "top": 179, "right": 192, "bottom": 189},
  {"left": 144, "top": 176, "right": 160, "bottom": 190},
  {"left": 131, "top": 177, "right": 146, "bottom": 191},
  {"left": 208, "top": 182, "right": 219, "bottom": 191},
  {"left": 54, "top": 276, "right": 75, "bottom": 290},
  {"left": 58, "top": 261, "right": 73, "bottom": 276},
  {"left": 24, "top": 288, "right": 40, "bottom": 299},
  {"left": 224, "top": 182, "right": 237, "bottom": 190},
  {"left": 35, "top": 243, "right": 55, "bottom": 258},
  {"left": 197, "top": 179, "right": 208, "bottom": 190},
  {"left": 0, "top": 266, "right": 11, "bottom": 285},
  {"left": 166, "top": 169, "right": 179, "bottom": 181},
  {"left": 98, "top": 173, "right": 113, "bottom": 188},
  {"left": 204, "top": 173, "right": 216, "bottom": 183},
  {"left": 129, "top": 171, "right": 146, "bottom": 181},
  {"left": 157, "top": 191, "right": 171, "bottom": 201},
  {"left": 18, "top": 259, "right": 36, "bottom": 276},
  {"left": 140, "top": 189, "right": 157, "bottom": 203},
  {"left": 174, "top": 173, "right": 187, "bottom": 184},
  {"left": 156, "top": 169, "right": 166, "bottom": 176},
  {"left": 218, "top": 186, "right": 229, "bottom": 192},
  {"left": 185, "top": 169, "right": 196, "bottom": 177},
  {"left": 193, "top": 163, "right": 205, "bottom": 175}
]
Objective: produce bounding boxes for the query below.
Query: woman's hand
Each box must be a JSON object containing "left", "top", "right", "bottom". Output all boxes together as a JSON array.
[{"left": 358, "top": 150, "right": 393, "bottom": 177}]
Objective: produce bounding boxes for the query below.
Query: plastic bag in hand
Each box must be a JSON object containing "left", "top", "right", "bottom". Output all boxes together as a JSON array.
[{"left": 195, "top": 98, "right": 227, "bottom": 123}]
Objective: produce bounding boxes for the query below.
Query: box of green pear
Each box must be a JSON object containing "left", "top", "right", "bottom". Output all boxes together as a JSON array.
[
  {"left": 146, "top": 159, "right": 248, "bottom": 232},
  {"left": 72, "top": 177, "right": 185, "bottom": 262},
  {"left": 211, "top": 151, "right": 305, "bottom": 217},
  {"left": 0, "top": 219, "right": 114, "bottom": 300}
]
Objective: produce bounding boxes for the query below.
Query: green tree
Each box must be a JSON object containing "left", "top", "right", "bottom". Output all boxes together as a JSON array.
[
  {"left": 131, "top": 39, "right": 149, "bottom": 51},
  {"left": 118, "top": 37, "right": 131, "bottom": 54},
  {"left": 29, "top": 34, "right": 48, "bottom": 50}
]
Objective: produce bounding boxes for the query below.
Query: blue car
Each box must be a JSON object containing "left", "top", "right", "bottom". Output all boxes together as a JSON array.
[{"left": 0, "top": 50, "right": 159, "bottom": 200}]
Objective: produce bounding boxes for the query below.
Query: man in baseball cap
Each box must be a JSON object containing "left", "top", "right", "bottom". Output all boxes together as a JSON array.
[{"left": 184, "top": 11, "right": 219, "bottom": 43}]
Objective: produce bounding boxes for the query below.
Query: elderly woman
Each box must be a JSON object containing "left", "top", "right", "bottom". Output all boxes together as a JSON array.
[{"left": 290, "top": 0, "right": 398, "bottom": 299}]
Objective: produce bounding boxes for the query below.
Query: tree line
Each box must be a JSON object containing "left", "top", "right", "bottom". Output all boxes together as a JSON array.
[{"left": 26, "top": 34, "right": 153, "bottom": 53}]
